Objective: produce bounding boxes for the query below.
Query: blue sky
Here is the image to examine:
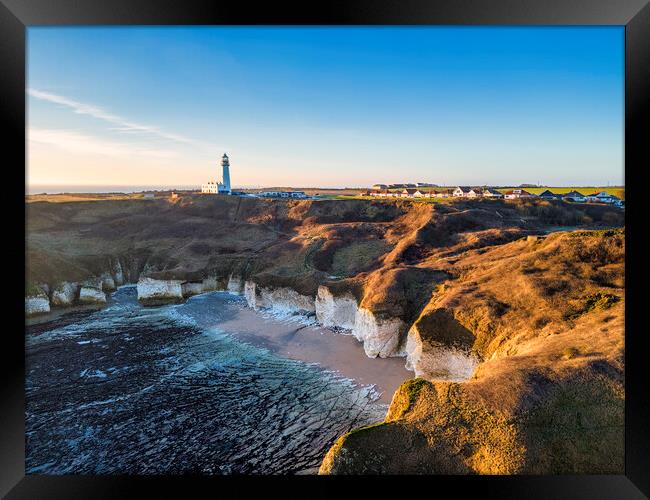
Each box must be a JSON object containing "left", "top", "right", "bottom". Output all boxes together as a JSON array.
[{"left": 27, "top": 26, "right": 624, "bottom": 188}]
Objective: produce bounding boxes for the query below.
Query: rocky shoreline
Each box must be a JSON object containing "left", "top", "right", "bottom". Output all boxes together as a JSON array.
[{"left": 26, "top": 266, "right": 478, "bottom": 391}]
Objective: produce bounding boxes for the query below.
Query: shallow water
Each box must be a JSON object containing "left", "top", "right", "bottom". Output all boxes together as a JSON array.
[{"left": 25, "top": 286, "right": 390, "bottom": 474}]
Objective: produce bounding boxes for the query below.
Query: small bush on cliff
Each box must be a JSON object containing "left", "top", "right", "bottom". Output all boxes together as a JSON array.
[
  {"left": 387, "top": 378, "right": 430, "bottom": 421},
  {"left": 562, "top": 347, "right": 580, "bottom": 359},
  {"left": 404, "top": 378, "right": 428, "bottom": 410},
  {"left": 565, "top": 292, "right": 620, "bottom": 320},
  {"left": 25, "top": 282, "right": 46, "bottom": 297}
]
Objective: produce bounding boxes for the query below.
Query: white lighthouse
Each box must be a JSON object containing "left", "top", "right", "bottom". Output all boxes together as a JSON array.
[
  {"left": 201, "top": 153, "right": 232, "bottom": 194},
  {"left": 219, "top": 153, "right": 231, "bottom": 194}
]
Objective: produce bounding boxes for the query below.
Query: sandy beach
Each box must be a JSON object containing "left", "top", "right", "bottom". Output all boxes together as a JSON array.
[{"left": 214, "top": 300, "right": 413, "bottom": 404}]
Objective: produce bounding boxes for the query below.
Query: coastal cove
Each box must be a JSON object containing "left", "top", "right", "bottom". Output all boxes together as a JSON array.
[{"left": 25, "top": 286, "right": 403, "bottom": 474}]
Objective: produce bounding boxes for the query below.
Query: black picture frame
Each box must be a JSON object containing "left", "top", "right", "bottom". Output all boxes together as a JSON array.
[{"left": 3, "top": 0, "right": 648, "bottom": 498}]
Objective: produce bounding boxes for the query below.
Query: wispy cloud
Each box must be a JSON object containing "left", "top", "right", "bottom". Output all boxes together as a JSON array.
[
  {"left": 28, "top": 88, "right": 199, "bottom": 145},
  {"left": 29, "top": 128, "right": 178, "bottom": 159}
]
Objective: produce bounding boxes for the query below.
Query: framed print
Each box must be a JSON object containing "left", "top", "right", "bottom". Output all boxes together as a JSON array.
[{"left": 2, "top": 0, "right": 649, "bottom": 498}]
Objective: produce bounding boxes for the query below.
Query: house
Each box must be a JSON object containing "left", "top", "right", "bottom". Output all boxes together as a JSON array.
[
  {"left": 539, "top": 189, "right": 562, "bottom": 200},
  {"left": 432, "top": 189, "right": 454, "bottom": 198},
  {"left": 483, "top": 188, "right": 504, "bottom": 199},
  {"left": 504, "top": 189, "right": 536, "bottom": 199},
  {"left": 413, "top": 189, "right": 435, "bottom": 198},
  {"left": 453, "top": 186, "right": 472, "bottom": 197},
  {"left": 372, "top": 184, "right": 388, "bottom": 190},
  {"left": 416, "top": 182, "right": 437, "bottom": 187},
  {"left": 563, "top": 190, "right": 587, "bottom": 203},
  {"left": 401, "top": 188, "right": 419, "bottom": 198},
  {"left": 585, "top": 191, "right": 619, "bottom": 204},
  {"left": 143, "top": 193, "right": 155, "bottom": 199},
  {"left": 467, "top": 188, "right": 484, "bottom": 198}
]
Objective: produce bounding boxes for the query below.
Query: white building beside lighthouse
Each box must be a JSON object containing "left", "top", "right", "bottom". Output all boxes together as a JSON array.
[{"left": 201, "top": 153, "right": 232, "bottom": 194}]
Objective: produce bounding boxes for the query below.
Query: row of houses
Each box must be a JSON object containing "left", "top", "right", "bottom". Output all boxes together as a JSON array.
[
  {"left": 539, "top": 190, "right": 623, "bottom": 206},
  {"left": 363, "top": 188, "right": 454, "bottom": 198},
  {"left": 361, "top": 186, "right": 624, "bottom": 206},
  {"left": 372, "top": 182, "right": 438, "bottom": 190},
  {"left": 362, "top": 186, "right": 508, "bottom": 199},
  {"left": 453, "top": 186, "right": 507, "bottom": 198}
]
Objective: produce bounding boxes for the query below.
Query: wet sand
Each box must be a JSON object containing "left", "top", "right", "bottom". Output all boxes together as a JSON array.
[{"left": 214, "top": 302, "right": 413, "bottom": 404}]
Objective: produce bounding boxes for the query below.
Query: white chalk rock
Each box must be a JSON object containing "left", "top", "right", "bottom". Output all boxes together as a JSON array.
[
  {"left": 101, "top": 272, "right": 116, "bottom": 291},
  {"left": 112, "top": 259, "right": 125, "bottom": 286},
  {"left": 244, "top": 281, "right": 314, "bottom": 314},
  {"left": 182, "top": 281, "right": 204, "bottom": 297},
  {"left": 79, "top": 281, "right": 107, "bottom": 304},
  {"left": 352, "top": 307, "right": 406, "bottom": 358},
  {"left": 404, "top": 326, "right": 480, "bottom": 381},
  {"left": 202, "top": 276, "right": 219, "bottom": 292},
  {"left": 227, "top": 275, "right": 244, "bottom": 294},
  {"left": 315, "top": 285, "right": 357, "bottom": 330},
  {"left": 51, "top": 281, "right": 79, "bottom": 307},
  {"left": 259, "top": 286, "right": 315, "bottom": 313},
  {"left": 244, "top": 281, "right": 260, "bottom": 309},
  {"left": 25, "top": 296, "right": 50, "bottom": 316},
  {"left": 137, "top": 277, "right": 183, "bottom": 305}
]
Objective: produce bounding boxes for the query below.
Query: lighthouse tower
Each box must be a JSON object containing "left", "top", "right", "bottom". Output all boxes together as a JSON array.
[
  {"left": 201, "top": 153, "right": 232, "bottom": 194},
  {"left": 218, "top": 153, "right": 231, "bottom": 194}
]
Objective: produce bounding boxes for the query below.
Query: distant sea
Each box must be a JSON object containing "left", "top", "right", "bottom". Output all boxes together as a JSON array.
[
  {"left": 26, "top": 185, "right": 356, "bottom": 195},
  {"left": 26, "top": 185, "right": 201, "bottom": 195}
]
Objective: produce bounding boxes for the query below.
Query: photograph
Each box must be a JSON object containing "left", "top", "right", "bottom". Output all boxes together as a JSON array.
[{"left": 23, "top": 24, "right": 627, "bottom": 477}]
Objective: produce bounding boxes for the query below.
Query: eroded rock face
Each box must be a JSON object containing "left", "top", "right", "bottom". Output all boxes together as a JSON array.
[
  {"left": 244, "top": 281, "right": 259, "bottom": 309},
  {"left": 51, "top": 282, "right": 79, "bottom": 307},
  {"left": 25, "top": 296, "right": 50, "bottom": 316},
  {"left": 404, "top": 327, "right": 480, "bottom": 381},
  {"left": 101, "top": 272, "right": 116, "bottom": 292},
  {"left": 352, "top": 308, "right": 406, "bottom": 358},
  {"left": 181, "top": 282, "right": 204, "bottom": 297},
  {"left": 400, "top": 306, "right": 480, "bottom": 380},
  {"left": 259, "top": 286, "right": 315, "bottom": 313},
  {"left": 244, "top": 280, "right": 314, "bottom": 314},
  {"left": 227, "top": 275, "right": 244, "bottom": 294},
  {"left": 79, "top": 280, "right": 107, "bottom": 304},
  {"left": 315, "top": 286, "right": 358, "bottom": 330},
  {"left": 112, "top": 259, "right": 125, "bottom": 286},
  {"left": 137, "top": 277, "right": 183, "bottom": 305},
  {"left": 202, "top": 276, "right": 219, "bottom": 292}
]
